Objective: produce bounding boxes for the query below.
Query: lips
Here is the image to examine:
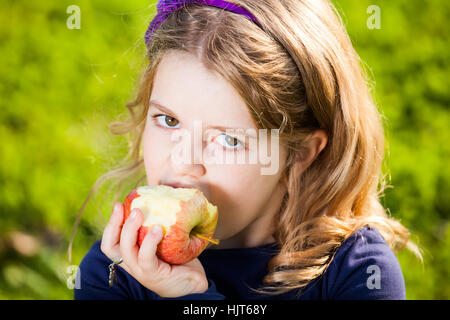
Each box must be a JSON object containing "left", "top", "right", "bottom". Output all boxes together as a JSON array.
[
  {"left": 162, "top": 181, "right": 211, "bottom": 199},
  {"left": 163, "top": 182, "right": 198, "bottom": 190}
]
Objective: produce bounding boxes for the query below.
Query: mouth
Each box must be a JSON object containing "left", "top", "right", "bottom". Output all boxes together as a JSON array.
[
  {"left": 163, "top": 182, "right": 198, "bottom": 190},
  {"left": 160, "top": 181, "right": 210, "bottom": 199}
]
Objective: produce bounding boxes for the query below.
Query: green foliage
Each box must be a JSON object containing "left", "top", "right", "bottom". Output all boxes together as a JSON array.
[{"left": 0, "top": 0, "right": 448, "bottom": 299}]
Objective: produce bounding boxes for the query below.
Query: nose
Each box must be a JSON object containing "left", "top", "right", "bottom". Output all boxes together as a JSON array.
[
  {"left": 169, "top": 128, "right": 206, "bottom": 179},
  {"left": 171, "top": 160, "right": 206, "bottom": 179}
]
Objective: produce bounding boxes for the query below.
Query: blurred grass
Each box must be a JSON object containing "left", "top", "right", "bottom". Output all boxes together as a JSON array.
[{"left": 0, "top": 0, "right": 448, "bottom": 299}]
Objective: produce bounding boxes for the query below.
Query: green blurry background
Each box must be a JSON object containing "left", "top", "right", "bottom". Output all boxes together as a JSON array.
[{"left": 0, "top": 0, "right": 448, "bottom": 299}]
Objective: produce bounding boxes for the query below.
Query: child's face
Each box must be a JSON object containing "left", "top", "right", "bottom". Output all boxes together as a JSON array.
[{"left": 142, "top": 51, "right": 288, "bottom": 248}]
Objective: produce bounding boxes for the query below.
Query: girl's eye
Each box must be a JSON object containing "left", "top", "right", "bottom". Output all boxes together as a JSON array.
[
  {"left": 215, "top": 134, "right": 243, "bottom": 149},
  {"left": 154, "top": 115, "right": 180, "bottom": 129}
]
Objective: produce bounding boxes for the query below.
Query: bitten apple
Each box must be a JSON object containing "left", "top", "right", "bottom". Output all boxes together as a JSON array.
[{"left": 122, "top": 185, "right": 219, "bottom": 265}]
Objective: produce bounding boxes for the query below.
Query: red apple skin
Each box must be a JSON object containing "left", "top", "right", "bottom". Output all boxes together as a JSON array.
[
  {"left": 123, "top": 188, "right": 140, "bottom": 222},
  {"left": 122, "top": 187, "right": 218, "bottom": 265}
]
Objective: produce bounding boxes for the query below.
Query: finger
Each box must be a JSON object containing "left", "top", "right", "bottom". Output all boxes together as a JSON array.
[
  {"left": 137, "top": 225, "right": 167, "bottom": 274},
  {"left": 119, "top": 208, "right": 143, "bottom": 268},
  {"left": 104, "top": 202, "right": 124, "bottom": 242},
  {"left": 100, "top": 202, "right": 124, "bottom": 259}
]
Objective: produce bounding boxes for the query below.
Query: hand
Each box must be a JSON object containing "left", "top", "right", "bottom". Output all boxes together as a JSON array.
[{"left": 100, "top": 202, "right": 209, "bottom": 298}]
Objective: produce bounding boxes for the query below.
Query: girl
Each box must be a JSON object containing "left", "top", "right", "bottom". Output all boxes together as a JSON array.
[{"left": 72, "top": 0, "right": 422, "bottom": 299}]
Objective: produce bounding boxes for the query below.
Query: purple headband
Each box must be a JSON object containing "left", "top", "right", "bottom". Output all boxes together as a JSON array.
[{"left": 145, "top": 0, "right": 262, "bottom": 45}]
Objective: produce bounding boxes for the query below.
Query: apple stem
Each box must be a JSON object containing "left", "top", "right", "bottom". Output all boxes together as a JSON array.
[{"left": 192, "top": 232, "right": 220, "bottom": 245}]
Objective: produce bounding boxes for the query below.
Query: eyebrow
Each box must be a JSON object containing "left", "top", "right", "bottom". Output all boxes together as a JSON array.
[
  {"left": 149, "top": 100, "right": 177, "bottom": 118},
  {"left": 149, "top": 100, "right": 258, "bottom": 138}
]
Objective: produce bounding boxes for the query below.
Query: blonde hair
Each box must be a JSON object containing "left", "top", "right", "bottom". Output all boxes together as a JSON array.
[{"left": 69, "top": 0, "right": 422, "bottom": 296}]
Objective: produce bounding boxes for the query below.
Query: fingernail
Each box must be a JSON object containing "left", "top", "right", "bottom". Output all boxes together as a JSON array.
[
  {"left": 130, "top": 209, "right": 138, "bottom": 220},
  {"left": 152, "top": 225, "right": 162, "bottom": 235}
]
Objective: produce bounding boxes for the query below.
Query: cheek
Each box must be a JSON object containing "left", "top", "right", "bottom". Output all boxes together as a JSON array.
[{"left": 207, "top": 164, "right": 272, "bottom": 236}]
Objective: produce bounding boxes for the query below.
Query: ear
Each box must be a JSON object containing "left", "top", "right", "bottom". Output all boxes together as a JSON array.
[
  {"left": 279, "top": 130, "right": 328, "bottom": 187},
  {"left": 298, "top": 129, "right": 328, "bottom": 170}
]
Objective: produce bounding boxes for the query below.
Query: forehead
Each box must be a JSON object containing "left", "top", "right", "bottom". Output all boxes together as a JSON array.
[{"left": 150, "top": 51, "right": 257, "bottom": 129}]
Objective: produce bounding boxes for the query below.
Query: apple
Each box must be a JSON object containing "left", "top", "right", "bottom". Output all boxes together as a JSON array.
[{"left": 122, "top": 185, "right": 219, "bottom": 264}]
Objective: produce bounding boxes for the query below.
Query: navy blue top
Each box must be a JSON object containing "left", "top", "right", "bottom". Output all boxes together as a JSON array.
[{"left": 74, "top": 226, "right": 406, "bottom": 300}]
